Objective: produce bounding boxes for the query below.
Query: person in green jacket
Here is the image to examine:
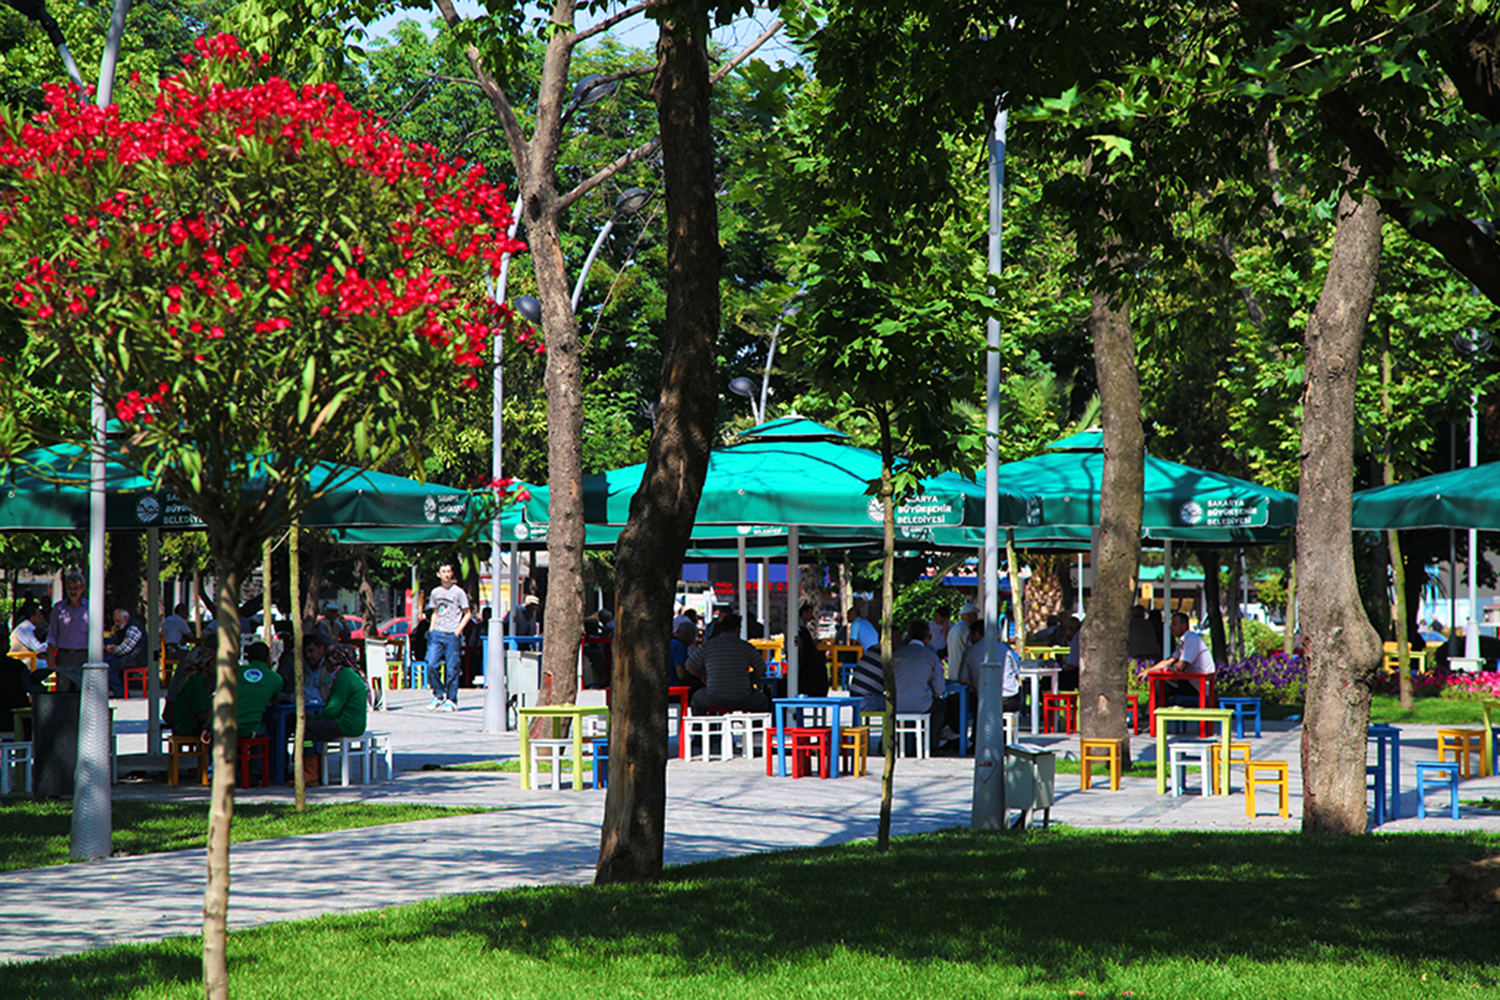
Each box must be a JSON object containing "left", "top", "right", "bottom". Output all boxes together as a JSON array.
[
  {"left": 238, "top": 642, "right": 284, "bottom": 738},
  {"left": 301, "top": 633, "right": 367, "bottom": 743}
]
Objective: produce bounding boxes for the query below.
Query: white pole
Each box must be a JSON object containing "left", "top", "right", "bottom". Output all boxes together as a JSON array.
[
  {"left": 758, "top": 557, "right": 770, "bottom": 630},
  {"left": 1466, "top": 390, "right": 1481, "bottom": 661},
  {"left": 1162, "top": 541, "right": 1174, "bottom": 653},
  {"left": 973, "top": 103, "right": 1007, "bottom": 830},
  {"left": 146, "top": 526, "right": 161, "bottom": 754},
  {"left": 738, "top": 537, "right": 749, "bottom": 640},
  {"left": 788, "top": 525, "right": 800, "bottom": 697},
  {"left": 484, "top": 215, "right": 522, "bottom": 733}
]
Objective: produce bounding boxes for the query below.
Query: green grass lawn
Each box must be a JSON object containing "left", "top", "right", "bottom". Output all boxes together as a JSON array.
[
  {"left": 9, "top": 827, "right": 1500, "bottom": 999},
  {"left": 0, "top": 800, "right": 488, "bottom": 872},
  {"left": 1368, "top": 693, "right": 1487, "bottom": 725}
]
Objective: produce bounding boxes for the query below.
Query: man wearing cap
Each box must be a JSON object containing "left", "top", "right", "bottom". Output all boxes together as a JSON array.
[
  {"left": 316, "top": 604, "right": 351, "bottom": 644},
  {"left": 947, "top": 602, "right": 980, "bottom": 680},
  {"left": 505, "top": 594, "right": 540, "bottom": 636}
]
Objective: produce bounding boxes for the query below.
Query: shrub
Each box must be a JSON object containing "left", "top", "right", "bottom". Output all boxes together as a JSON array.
[{"left": 1216, "top": 652, "right": 1305, "bottom": 703}]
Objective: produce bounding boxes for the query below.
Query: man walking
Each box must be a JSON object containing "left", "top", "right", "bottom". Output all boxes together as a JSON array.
[{"left": 426, "top": 560, "right": 471, "bottom": 711}]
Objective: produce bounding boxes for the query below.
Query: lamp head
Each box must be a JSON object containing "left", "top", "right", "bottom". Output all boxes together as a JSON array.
[
  {"left": 1455, "top": 329, "right": 1493, "bottom": 361},
  {"left": 728, "top": 376, "right": 756, "bottom": 400},
  {"left": 513, "top": 296, "right": 543, "bottom": 326},
  {"left": 615, "top": 187, "right": 651, "bottom": 216},
  {"left": 571, "top": 74, "right": 618, "bottom": 109}
]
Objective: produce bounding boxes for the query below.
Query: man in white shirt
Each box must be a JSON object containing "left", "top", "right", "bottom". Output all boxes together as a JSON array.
[
  {"left": 161, "top": 603, "right": 193, "bottom": 648},
  {"left": 1144, "top": 612, "right": 1215, "bottom": 698},
  {"left": 946, "top": 603, "right": 979, "bottom": 680},
  {"left": 9, "top": 601, "right": 47, "bottom": 654}
]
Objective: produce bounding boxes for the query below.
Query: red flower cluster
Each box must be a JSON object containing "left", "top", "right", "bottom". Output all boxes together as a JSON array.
[
  {"left": 116, "top": 382, "right": 170, "bottom": 423},
  {"left": 0, "top": 32, "right": 537, "bottom": 407}
]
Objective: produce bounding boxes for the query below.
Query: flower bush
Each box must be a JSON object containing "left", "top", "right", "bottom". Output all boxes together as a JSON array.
[
  {"left": 0, "top": 33, "right": 529, "bottom": 495},
  {"left": 1214, "top": 651, "right": 1306, "bottom": 703},
  {"left": 1436, "top": 671, "right": 1500, "bottom": 702}
]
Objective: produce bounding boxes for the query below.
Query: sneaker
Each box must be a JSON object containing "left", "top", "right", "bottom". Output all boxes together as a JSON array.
[
  {"left": 439, "top": 700, "right": 457, "bottom": 712},
  {"left": 939, "top": 725, "right": 960, "bottom": 743},
  {"left": 427, "top": 698, "right": 443, "bottom": 711}
]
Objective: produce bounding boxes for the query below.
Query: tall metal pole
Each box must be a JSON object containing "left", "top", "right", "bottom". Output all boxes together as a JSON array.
[
  {"left": 1466, "top": 390, "right": 1481, "bottom": 661},
  {"left": 72, "top": 0, "right": 131, "bottom": 861},
  {"left": 485, "top": 214, "right": 523, "bottom": 734},
  {"left": 788, "top": 525, "right": 800, "bottom": 697},
  {"left": 973, "top": 103, "right": 1008, "bottom": 830}
]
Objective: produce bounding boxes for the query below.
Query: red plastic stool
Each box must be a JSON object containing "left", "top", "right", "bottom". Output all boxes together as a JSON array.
[
  {"left": 122, "top": 666, "right": 149, "bottom": 699},
  {"left": 766, "top": 727, "right": 832, "bottom": 778},
  {"left": 1042, "top": 692, "right": 1078, "bottom": 734},
  {"left": 237, "top": 737, "right": 271, "bottom": 788}
]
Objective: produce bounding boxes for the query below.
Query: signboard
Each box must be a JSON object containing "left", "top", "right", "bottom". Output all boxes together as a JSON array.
[
  {"left": 1176, "top": 498, "right": 1269, "bottom": 529},
  {"left": 866, "top": 493, "right": 964, "bottom": 527}
]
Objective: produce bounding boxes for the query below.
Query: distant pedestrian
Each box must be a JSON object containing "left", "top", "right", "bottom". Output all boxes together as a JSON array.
[{"left": 425, "top": 561, "right": 471, "bottom": 711}]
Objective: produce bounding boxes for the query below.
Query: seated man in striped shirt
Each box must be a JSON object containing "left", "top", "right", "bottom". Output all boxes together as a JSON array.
[{"left": 684, "top": 612, "right": 771, "bottom": 714}]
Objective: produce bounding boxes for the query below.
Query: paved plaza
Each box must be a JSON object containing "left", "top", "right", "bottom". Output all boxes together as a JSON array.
[{"left": 3, "top": 688, "right": 1499, "bottom": 965}]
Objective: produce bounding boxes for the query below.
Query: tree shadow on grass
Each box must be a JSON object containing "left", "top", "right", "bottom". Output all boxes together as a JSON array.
[
  {"left": 382, "top": 828, "right": 1500, "bottom": 989},
  {"left": 7, "top": 940, "right": 201, "bottom": 999}
]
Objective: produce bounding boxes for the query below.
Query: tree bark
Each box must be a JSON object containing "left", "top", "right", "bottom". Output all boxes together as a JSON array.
[
  {"left": 595, "top": 12, "right": 720, "bottom": 885},
  {"left": 1298, "top": 190, "right": 1386, "bottom": 834},
  {"left": 1200, "top": 549, "right": 1226, "bottom": 658},
  {"left": 1283, "top": 550, "right": 1298, "bottom": 656},
  {"left": 202, "top": 558, "right": 242, "bottom": 1000},
  {"left": 874, "top": 405, "right": 898, "bottom": 852},
  {"left": 1079, "top": 286, "right": 1140, "bottom": 754}
]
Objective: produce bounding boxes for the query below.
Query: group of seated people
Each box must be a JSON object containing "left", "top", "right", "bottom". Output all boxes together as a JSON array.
[{"left": 167, "top": 632, "right": 369, "bottom": 783}]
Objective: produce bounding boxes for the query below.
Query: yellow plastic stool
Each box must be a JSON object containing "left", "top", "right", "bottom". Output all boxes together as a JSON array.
[
  {"left": 1245, "top": 760, "right": 1290, "bottom": 818},
  {"left": 1079, "top": 737, "right": 1124, "bottom": 790},
  {"left": 1209, "top": 740, "right": 1253, "bottom": 794},
  {"left": 168, "top": 734, "right": 209, "bottom": 787},
  {"left": 1436, "top": 728, "right": 1485, "bottom": 779},
  {"left": 840, "top": 726, "right": 870, "bottom": 777}
]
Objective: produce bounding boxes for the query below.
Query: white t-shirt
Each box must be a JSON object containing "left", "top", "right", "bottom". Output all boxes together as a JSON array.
[
  {"left": 161, "top": 614, "right": 192, "bottom": 645},
  {"left": 10, "top": 619, "right": 44, "bottom": 653},
  {"left": 429, "top": 584, "right": 471, "bottom": 635},
  {"left": 1174, "top": 631, "right": 1215, "bottom": 673}
]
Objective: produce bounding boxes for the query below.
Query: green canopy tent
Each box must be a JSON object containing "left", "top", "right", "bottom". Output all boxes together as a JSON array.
[
  {"left": 1, "top": 441, "right": 475, "bottom": 751},
  {"left": 1351, "top": 462, "right": 1500, "bottom": 530},
  {"left": 0, "top": 442, "right": 473, "bottom": 535},
  {"left": 1351, "top": 461, "right": 1500, "bottom": 666},
  {"left": 970, "top": 430, "right": 1298, "bottom": 650}
]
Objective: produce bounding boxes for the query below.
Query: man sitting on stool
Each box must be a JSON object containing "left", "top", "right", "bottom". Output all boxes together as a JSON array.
[
  {"left": 1141, "top": 611, "right": 1215, "bottom": 701},
  {"left": 684, "top": 612, "right": 770, "bottom": 714}
]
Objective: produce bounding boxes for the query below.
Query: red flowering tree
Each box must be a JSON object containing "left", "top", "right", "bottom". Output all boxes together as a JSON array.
[{"left": 0, "top": 34, "right": 525, "bottom": 998}]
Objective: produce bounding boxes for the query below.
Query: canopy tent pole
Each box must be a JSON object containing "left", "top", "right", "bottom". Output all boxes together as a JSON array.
[
  {"left": 1077, "top": 553, "right": 1085, "bottom": 616},
  {"left": 1162, "top": 541, "right": 1174, "bottom": 652},
  {"left": 758, "top": 557, "right": 770, "bottom": 632},
  {"left": 787, "top": 524, "right": 800, "bottom": 697},
  {"left": 738, "top": 537, "right": 749, "bottom": 640}
]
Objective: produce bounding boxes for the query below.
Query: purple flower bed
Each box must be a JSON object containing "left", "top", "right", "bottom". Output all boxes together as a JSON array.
[{"left": 1215, "top": 652, "right": 1305, "bottom": 702}]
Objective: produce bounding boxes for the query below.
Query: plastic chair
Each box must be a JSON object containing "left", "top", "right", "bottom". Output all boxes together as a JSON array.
[
  {"left": 1080, "top": 737, "right": 1124, "bottom": 791},
  {"left": 1245, "top": 760, "right": 1291, "bottom": 818},
  {"left": 122, "top": 665, "right": 149, "bottom": 699},
  {"left": 236, "top": 737, "right": 270, "bottom": 788},
  {"left": 1415, "top": 760, "right": 1461, "bottom": 820}
]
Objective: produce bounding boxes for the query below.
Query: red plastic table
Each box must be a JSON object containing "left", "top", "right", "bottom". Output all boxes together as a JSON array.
[{"left": 1147, "top": 672, "right": 1216, "bottom": 737}]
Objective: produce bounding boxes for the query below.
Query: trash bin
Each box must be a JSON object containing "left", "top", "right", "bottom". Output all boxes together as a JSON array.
[
  {"left": 1005, "top": 743, "right": 1056, "bottom": 829},
  {"left": 33, "top": 691, "right": 81, "bottom": 798}
]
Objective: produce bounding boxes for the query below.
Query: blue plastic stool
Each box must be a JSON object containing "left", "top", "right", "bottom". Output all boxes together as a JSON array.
[
  {"left": 407, "top": 659, "right": 425, "bottom": 689},
  {"left": 1366, "top": 762, "right": 1386, "bottom": 826},
  {"left": 1218, "top": 697, "right": 1262, "bottom": 739},
  {"left": 1414, "top": 761, "right": 1461, "bottom": 820},
  {"left": 591, "top": 737, "right": 609, "bottom": 790}
]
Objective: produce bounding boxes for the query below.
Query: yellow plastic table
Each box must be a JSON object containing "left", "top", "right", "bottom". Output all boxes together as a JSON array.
[
  {"left": 1153, "top": 707, "right": 1234, "bottom": 795},
  {"left": 517, "top": 705, "right": 609, "bottom": 791},
  {"left": 1023, "top": 645, "right": 1071, "bottom": 660},
  {"left": 1479, "top": 699, "right": 1499, "bottom": 779}
]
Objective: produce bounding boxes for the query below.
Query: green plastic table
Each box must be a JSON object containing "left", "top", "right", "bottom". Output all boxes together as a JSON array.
[
  {"left": 1153, "top": 707, "right": 1233, "bottom": 795},
  {"left": 518, "top": 704, "right": 609, "bottom": 790}
]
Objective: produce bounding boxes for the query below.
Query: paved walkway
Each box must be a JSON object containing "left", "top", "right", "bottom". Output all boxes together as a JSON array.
[{"left": 3, "top": 689, "right": 1499, "bottom": 965}]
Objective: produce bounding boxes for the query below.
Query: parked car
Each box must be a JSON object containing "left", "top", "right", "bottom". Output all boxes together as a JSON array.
[{"left": 378, "top": 617, "right": 411, "bottom": 639}]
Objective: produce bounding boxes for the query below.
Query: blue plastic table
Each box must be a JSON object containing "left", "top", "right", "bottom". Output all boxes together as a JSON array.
[
  {"left": 772, "top": 695, "right": 863, "bottom": 777},
  {"left": 945, "top": 681, "right": 970, "bottom": 756}
]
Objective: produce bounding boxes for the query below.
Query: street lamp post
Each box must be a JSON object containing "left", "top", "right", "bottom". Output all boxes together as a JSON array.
[
  {"left": 1454, "top": 327, "right": 1491, "bottom": 665},
  {"left": 571, "top": 187, "right": 651, "bottom": 310}
]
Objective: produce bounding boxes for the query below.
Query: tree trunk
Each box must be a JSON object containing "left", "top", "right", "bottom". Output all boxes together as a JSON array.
[
  {"left": 290, "top": 520, "right": 307, "bottom": 811},
  {"left": 1283, "top": 551, "right": 1298, "bottom": 656},
  {"left": 202, "top": 557, "right": 242, "bottom": 1000},
  {"left": 1079, "top": 286, "right": 1140, "bottom": 754},
  {"left": 1200, "top": 549, "right": 1226, "bottom": 659},
  {"left": 595, "top": 12, "right": 720, "bottom": 885},
  {"left": 1023, "top": 554, "right": 1067, "bottom": 636},
  {"left": 1381, "top": 346, "right": 1414, "bottom": 709},
  {"left": 874, "top": 405, "right": 898, "bottom": 852},
  {"left": 537, "top": 199, "right": 585, "bottom": 726},
  {"left": 1298, "top": 190, "right": 1386, "bottom": 834}
]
